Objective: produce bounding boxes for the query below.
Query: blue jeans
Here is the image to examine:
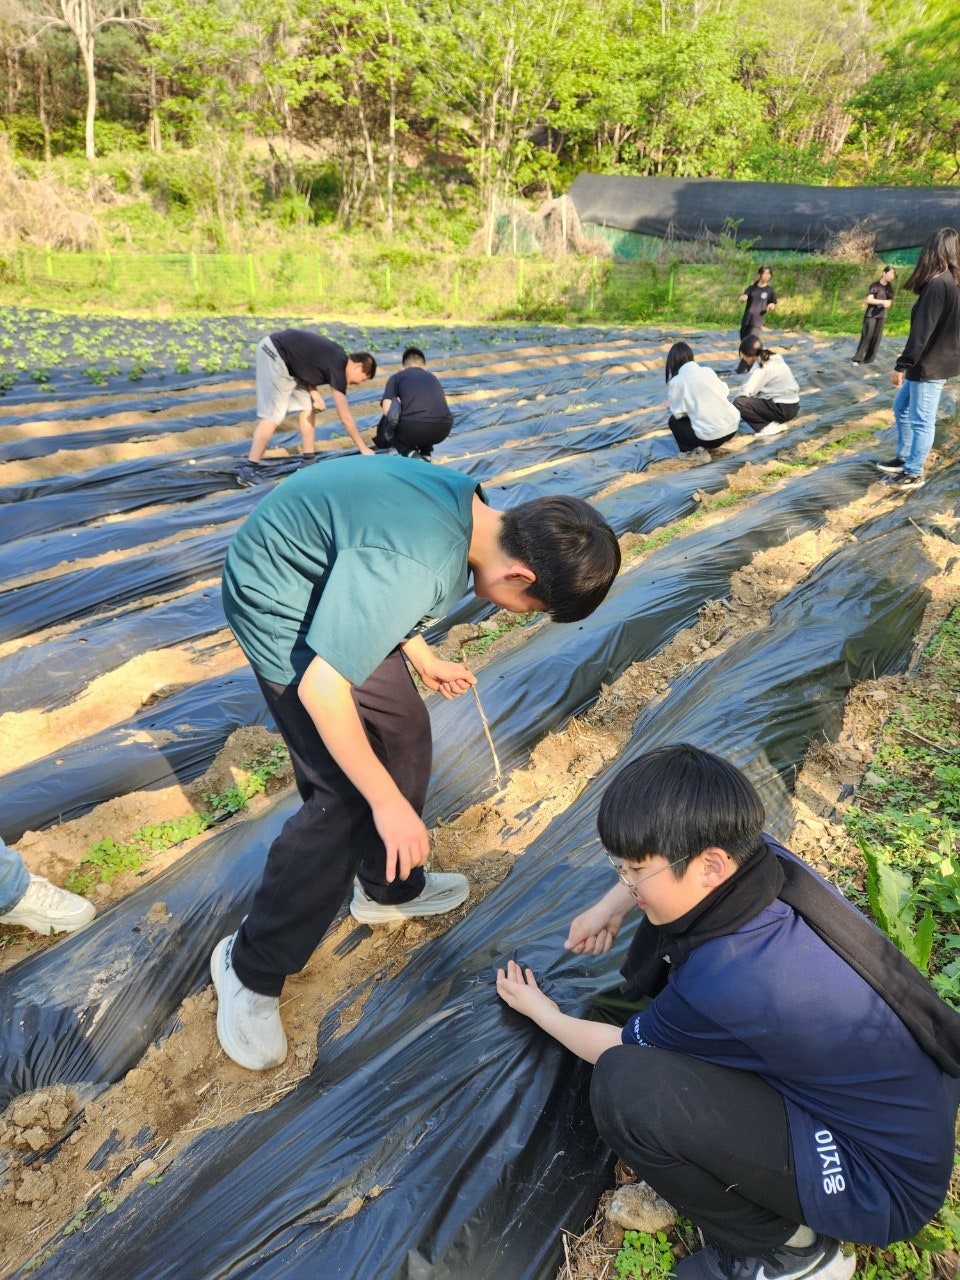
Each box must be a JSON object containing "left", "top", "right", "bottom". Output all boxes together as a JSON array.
[
  {"left": 0, "top": 839, "right": 29, "bottom": 914},
  {"left": 894, "top": 377, "right": 945, "bottom": 476}
]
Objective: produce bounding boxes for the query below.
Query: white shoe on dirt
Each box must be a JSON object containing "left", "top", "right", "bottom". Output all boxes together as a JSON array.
[
  {"left": 350, "top": 872, "right": 470, "bottom": 924},
  {"left": 0, "top": 875, "right": 95, "bottom": 935},
  {"left": 210, "top": 934, "right": 287, "bottom": 1071},
  {"left": 755, "top": 422, "right": 790, "bottom": 439}
]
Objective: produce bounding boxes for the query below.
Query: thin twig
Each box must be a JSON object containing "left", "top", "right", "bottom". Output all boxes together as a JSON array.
[{"left": 460, "top": 642, "right": 501, "bottom": 784}]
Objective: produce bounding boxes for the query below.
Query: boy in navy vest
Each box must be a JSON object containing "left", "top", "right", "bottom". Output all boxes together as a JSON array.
[{"left": 498, "top": 743, "right": 960, "bottom": 1280}]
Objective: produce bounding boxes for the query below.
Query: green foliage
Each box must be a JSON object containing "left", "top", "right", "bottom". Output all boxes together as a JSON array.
[
  {"left": 844, "top": 607, "right": 960, "bottom": 1006},
  {"left": 615, "top": 1229, "right": 676, "bottom": 1278},
  {"left": 859, "top": 840, "right": 935, "bottom": 971}
]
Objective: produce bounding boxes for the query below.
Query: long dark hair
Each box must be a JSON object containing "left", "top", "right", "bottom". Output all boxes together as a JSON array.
[
  {"left": 665, "top": 341, "right": 694, "bottom": 383},
  {"left": 903, "top": 228, "right": 960, "bottom": 294},
  {"left": 738, "top": 334, "right": 772, "bottom": 366}
]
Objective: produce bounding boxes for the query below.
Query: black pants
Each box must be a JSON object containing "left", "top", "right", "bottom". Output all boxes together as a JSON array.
[
  {"left": 231, "top": 650, "right": 432, "bottom": 996},
  {"left": 373, "top": 414, "right": 453, "bottom": 457},
  {"left": 853, "top": 315, "right": 886, "bottom": 364},
  {"left": 668, "top": 414, "right": 738, "bottom": 454},
  {"left": 733, "top": 397, "right": 799, "bottom": 431},
  {"left": 591, "top": 1046, "right": 805, "bottom": 1255}
]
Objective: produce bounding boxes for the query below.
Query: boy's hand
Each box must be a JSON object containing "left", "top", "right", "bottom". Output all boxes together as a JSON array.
[
  {"left": 371, "top": 795, "right": 430, "bottom": 882},
  {"left": 564, "top": 897, "right": 630, "bottom": 955},
  {"left": 496, "top": 959, "right": 559, "bottom": 1021},
  {"left": 402, "top": 637, "right": 477, "bottom": 700},
  {"left": 420, "top": 656, "right": 476, "bottom": 700}
]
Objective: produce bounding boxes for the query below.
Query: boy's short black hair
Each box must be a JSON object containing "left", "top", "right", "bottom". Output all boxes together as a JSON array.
[
  {"left": 597, "top": 743, "right": 765, "bottom": 875},
  {"left": 498, "top": 495, "right": 620, "bottom": 623},
  {"left": 402, "top": 347, "right": 427, "bottom": 366},
  {"left": 351, "top": 352, "right": 377, "bottom": 378}
]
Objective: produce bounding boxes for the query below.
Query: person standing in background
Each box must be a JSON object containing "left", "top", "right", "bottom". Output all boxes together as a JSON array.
[
  {"left": 737, "top": 266, "right": 777, "bottom": 372},
  {"left": 852, "top": 266, "right": 896, "bottom": 365},
  {"left": 878, "top": 229, "right": 960, "bottom": 492}
]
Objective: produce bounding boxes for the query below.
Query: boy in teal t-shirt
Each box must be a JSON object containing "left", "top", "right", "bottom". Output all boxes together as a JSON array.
[{"left": 212, "top": 453, "right": 621, "bottom": 1071}]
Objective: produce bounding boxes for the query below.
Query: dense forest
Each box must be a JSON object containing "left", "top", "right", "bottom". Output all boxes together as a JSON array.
[{"left": 0, "top": 0, "right": 956, "bottom": 232}]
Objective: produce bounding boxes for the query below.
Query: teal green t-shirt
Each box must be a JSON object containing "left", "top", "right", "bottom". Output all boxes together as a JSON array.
[{"left": 222, "top": 455, "right": 484, "bottom": 686}]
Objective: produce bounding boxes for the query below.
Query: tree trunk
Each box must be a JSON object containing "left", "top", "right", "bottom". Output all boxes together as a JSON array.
[
  {"left": 148, "top": 64, "right": 162, "bottom": 153},
  {"left": 38, "top": 53, "right": 52, "bottom": 162},
  {"left": 81, "top": 36, "right": 97, "bottom": 160}
]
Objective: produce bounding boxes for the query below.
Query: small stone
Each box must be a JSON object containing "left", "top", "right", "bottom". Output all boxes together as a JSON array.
[
  {"left": 608, "top": 1181, "right": 678, "bottom": 1234},
  {"left": 864, "top": 771, "right": 885, "bottom": 788},
  {"left": 129, "top": 1158, "right": 158, "bottom": 1185}
]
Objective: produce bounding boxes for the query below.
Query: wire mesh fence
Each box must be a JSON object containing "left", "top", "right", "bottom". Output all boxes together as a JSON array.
[
  {"left": 1, "top": 246, "right": 601, "bottom": 319},
  {"left": 0, "top": 245, "right": 903, "bottom": 335}
]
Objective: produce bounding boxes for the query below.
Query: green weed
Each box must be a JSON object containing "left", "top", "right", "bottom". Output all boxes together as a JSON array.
[
  {"left": 65, "top": 743, "right": 289, "bottom": 894},
  {"left": 615, "top": 1229, "right": 676, "bottom": 1278}
]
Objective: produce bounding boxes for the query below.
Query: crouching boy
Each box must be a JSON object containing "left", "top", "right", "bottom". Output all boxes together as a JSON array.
[{"left": 497, "top": 743, "right": 960, "bottom": 1280}]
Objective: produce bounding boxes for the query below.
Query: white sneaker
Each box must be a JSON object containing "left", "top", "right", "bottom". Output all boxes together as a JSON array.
[
  {"left": 350, "top": 872, "right": 470, "bottom": 924},
  {"left": 210, "top": 934, "right": 287, "bottom": 1071},
  {"left": 0, "top": 875, "right": 95, "bottom": 934},
  {"left": 755, "top": 423, "right": 790, "bottom": 439}
]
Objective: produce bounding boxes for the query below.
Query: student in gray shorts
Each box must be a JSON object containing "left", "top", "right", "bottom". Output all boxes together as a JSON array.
[{"left": 238, "top": 329, "right": 376, "bottom": 487}]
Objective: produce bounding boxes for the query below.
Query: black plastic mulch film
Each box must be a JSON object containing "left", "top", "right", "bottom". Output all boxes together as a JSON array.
[
  {"left": 0, "top": 322, "right": 949, "bottom": 1279},
  {"left": 21, "top": 467, "right": 957, "bottom": 1280}
]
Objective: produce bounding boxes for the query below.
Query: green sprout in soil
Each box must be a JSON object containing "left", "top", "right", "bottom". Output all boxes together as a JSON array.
[{"left": 65, "top": 743, "right": 289, "bottom": 895}]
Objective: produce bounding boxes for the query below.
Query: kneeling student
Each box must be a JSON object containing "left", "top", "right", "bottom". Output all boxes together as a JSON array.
[
  {"left": 734, "top": 335, "right": 800, "bottom": 440},
  {"left": 374, "top": 346, "right": 454, "bottom": 460},
  {"left": 664, "top": 341, "right": 740, "bottom": 455},
  {"left": 497, "top": 743, "right": 960, "bottom": 1280}
]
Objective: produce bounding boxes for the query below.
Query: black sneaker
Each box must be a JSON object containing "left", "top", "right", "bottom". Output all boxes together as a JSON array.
[
  {"left": 675, "top": 1233, "right": 855, "bottom": 1280},
  {"left": 299, "top": 453, "right": 321, "bottom": 468},
  {"left": 893, "top": 472, "right": 925, "bottom": 491},
  {"left": 235, "top": 460, "right": 272, "bottom": 488},
  {"left": 875, "top": 457, "right": 904, "bottom": 474}
]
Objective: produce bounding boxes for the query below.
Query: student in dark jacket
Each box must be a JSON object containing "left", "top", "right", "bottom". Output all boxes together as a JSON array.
[
  {"left": 497, "top": 744, "right": 960, "bottom": 1280},
  {"left": 373, "top": 347, "right": 454, "bottom": 459},
  {"left": 852, "top": 266, "right": 896, "bottom": 365},
  {"left": 878, "top": 228, "right": 960, "bottom": 492}
]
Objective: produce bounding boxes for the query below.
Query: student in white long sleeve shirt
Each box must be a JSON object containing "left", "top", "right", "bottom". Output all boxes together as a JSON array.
[
  {"left": 733, "top": 335, "right": 800, "bottom": 440},
  {"left": 664, "top": 342, "right": 741, "bottom": 455}
]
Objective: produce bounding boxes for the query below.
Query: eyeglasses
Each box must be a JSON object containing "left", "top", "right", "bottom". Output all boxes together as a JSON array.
[{"left": 606, "top": 853, "right": 688, "bottom": 893}]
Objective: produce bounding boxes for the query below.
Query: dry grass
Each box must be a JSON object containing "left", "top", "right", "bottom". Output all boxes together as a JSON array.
[
  {"left": 0, "top": 139, "right": 102, "bottom": 251},
  {"left": 824, "top": 220, "right": 877, "bottom": 261}
]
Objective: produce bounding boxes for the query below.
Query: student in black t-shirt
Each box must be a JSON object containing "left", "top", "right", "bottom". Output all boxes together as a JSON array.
[
  {"left": 237, "top": 329, "right": 377, "bottom": 487},
  {"left": 852, "top": 266, "right": 896, "bottom": 365},
  {"left": 737, "top": 266, "right": 777, "bottom": 372},
  {"left": 373, "top": 347, "right": 454, "bottom": 459}
]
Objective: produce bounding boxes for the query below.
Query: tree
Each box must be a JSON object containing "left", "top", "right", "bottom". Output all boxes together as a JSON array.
[
  {"left": 5, "top": 0, "right": 146, "bottom": 158},
  {"left": 416, "top": 0, "right": 586, "bottom": 221},
  {"left": 848, "top": 4, "right": 960, "bottom": 182}
]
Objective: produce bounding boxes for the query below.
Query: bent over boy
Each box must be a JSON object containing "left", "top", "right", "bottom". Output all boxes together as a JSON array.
[{"left": 213, "top": 454, "right": 621, "bottom": 1070}]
